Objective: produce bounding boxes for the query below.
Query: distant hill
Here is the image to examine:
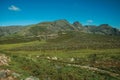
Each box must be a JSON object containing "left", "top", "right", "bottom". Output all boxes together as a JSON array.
[
  {"left": 0, "top": 19, "right": 120, "bottom": 37},
  {"left": 0, "top": 26, "right": 24, "bottom": 37},
  {"left": 10, "top": 31, "right": 120, "bottom": 50}
]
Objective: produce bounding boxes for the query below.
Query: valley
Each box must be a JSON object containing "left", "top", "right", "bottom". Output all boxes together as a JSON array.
[
  {"left": 0, "top": 30, "right": 120, "bottom": 80},
  {"left": 1, "top": 0, "right": 120, "bottom": 79}
]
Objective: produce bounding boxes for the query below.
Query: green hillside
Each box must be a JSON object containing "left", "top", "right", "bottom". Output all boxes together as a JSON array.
[
  {"left": 0, "top": 20, "right": 120, "bottom": 38},
  {"left": 0, "top": 42, "right": 120, "bottom": 80},
  {"left": 9, "top": 31, "right": 120, "bottom": 51},
  {"left": 0, "top": 20, "right": 120, "bottom": 80}
]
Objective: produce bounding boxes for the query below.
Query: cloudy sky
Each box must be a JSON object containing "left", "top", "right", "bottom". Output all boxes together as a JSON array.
[{"left": 0, "top": 0, "right": 120, "bottom": 28}]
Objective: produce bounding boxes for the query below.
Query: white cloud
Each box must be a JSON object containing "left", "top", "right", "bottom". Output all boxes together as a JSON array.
[
  {"left": 8, "top": 5, "right": 21, "bottom": 11},
  {"left": 86, "top": 20, "right": 93, "bottom": 24},
  {"left": 87, "top": 20, "right": 93, "bottom": 23}
]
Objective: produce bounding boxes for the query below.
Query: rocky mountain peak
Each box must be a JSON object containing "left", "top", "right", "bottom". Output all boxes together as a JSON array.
[
  {"left": 73, "top": 21, "right": 83, "bottom": 30},
  {"left": 55, "top": 19, "right": 68, "bottom": 23},
  {"left": 73, "top": 21, "right": 82, "bottom": 26},
  {"left": 0, "top": 19, "right": 120, "bottom": 37},
  {"left": 98, "top": 24, "right": 112, "bottom": 29}
]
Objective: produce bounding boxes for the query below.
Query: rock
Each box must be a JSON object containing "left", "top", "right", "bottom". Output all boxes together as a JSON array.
[
  {"left": 46, "top": 56, "right": 50, "bottom": 59},
  {"left": 0, "top": 54, "right": 10, "bottom": 66},
  {"left": 0, "top": 54, "right": 20, "bottom": 80},
  {"left": 36, "top": 56, "right": 39, "bottom": 58},
  {"left": 55, "top": 65, "right": 61, "bottom": 69},
  {"left": 73, "top": 21, "right": 83, "bottom": 30},
  {"left": 25, "top": 76, "right": 39, "bottom": 80},
  {"left": 12, "top": 72, "right": 20, "bottom": 78},
  {"left": 51, "top": 56, "right": 57, "bottom": 60},
  {"left": 0, "top": 70, "right": 7, "bottom": 78},
  {"left": 0, "top": 69, "right": 20, "bottom": 80},
  {"left": 70, "top": 58, "right": 74, "bottom": 62},
  {"left": 8, "top": 76, "right": 14, "bottom": 80}
]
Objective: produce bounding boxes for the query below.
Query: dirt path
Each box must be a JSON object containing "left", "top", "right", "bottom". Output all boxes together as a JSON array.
[
  {"left": 67, "top": 63, "right": 120, "bottom": 78},
  {"left": 46, "top": 58, "right": 120, "bottom": 79},
  {"left": 1, "top": 53, "right": 119, "bottom": 79}
]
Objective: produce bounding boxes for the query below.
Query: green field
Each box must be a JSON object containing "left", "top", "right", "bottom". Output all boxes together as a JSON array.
[{"left": 0, "top": 32, "right": 120, "bottom": 80}]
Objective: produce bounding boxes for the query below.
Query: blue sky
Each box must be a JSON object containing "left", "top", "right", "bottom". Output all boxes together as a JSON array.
[{"left": 0, "top": 0, "right": 120, "bottom": 28}]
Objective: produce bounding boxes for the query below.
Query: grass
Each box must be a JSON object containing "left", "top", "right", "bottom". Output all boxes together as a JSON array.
[
  {"left": 0, "top": 32, "right": 120, "bottom": 80},
  {"left": 0, "top": 40, "right": 46, "bottom": 50},
  {"left": 6, "top": 32, "right": 120, "bottom": 51},
  {"left": 8, "top": 48, "right": 120, "bottom": 59},
  {"left": 1, "top": 50, "right": 119, "bottom": 80}
]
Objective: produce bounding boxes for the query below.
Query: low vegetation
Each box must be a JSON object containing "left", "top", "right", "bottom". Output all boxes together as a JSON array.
[{"left": 0, "top": 32, "right": 120, "bottom": 80}]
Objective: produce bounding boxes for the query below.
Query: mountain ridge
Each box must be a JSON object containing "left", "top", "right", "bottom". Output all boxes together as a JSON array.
[{"left": 0, "top": 19, "right": 120, "bottom": 37}]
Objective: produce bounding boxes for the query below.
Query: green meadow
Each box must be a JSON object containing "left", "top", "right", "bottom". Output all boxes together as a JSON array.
[{"left": 0, "top": 32, "right": 120, "bottom": 80}]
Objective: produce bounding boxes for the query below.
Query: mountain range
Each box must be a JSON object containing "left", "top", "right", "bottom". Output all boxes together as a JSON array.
[{"left": 0, "top": 19, "right": 120, "bottom": 37}]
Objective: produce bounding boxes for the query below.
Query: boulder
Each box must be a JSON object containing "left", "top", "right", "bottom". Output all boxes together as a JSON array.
[{"left": 25, "top": 76, "right": 39, "bottom": 80}]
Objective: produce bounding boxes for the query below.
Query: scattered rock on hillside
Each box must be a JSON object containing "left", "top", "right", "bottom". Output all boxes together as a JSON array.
[
  {"left": 25, "top": 76, "right": 39, "bottom": 80},
  {"left": 0, "top": 69, "right": 20, "bottom": 80},
  {"left": 0, "top": 54, "right": 20, "bottom": 80},
  {"left": 0, "top": 54, "right": 10, "bottom": 66}
]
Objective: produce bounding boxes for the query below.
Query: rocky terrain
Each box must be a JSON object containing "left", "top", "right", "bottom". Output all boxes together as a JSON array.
[
  {"left": 0, "top": 20, "right": 120, "bottom": 38},
  {"left": 0, "top": 54, "right": 17, "bottom": 80},
  {"left": 0, "top": 19, "right": 120, "bottom": 80},
  {"left": 0, "top": 54, "right": 39, "bottom": 80}
]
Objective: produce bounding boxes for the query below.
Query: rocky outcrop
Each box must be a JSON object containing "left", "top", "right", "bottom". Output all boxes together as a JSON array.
[
  {"left": 0, "top": 54, "right": 39, "bottom": 80},
  {"left": 73, "top": 21, "right": 83, "bottom": 30},
  {"left": 0, "top": 69, "right": 20, "bottom": 80},
  {"left": 97, "top": 24, "right": 120, "bottom": 35},
  {"left": 0, "top": 54, "right": 10, "bottom": 66},
  {"left": 0, "top": 54, "right": 20, "bottom": 80},
  {"left": 25, "top": 76, "right": 39, "bottom": 80}
]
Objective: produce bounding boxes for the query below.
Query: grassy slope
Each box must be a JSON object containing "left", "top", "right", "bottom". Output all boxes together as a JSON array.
[
  {"left": 1, "top": 49, "right": 120, "bottom": 80},
  {"left": 7, "top": 31, "right": 120, "bottom": 51},
  {"left": 0, "top": 32, "right": 120, "bottom": 80},
  {"left": 0, "top": 40, "right": 46, "bottom": 50}
]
